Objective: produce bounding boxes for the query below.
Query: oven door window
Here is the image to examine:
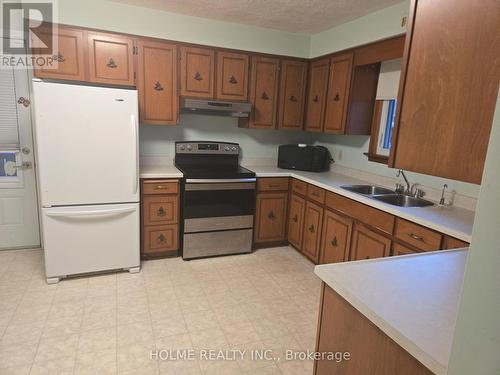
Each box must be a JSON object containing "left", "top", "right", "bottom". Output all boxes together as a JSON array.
[{"left": 184, "top": 184, "right": 255, "bottom": 219}]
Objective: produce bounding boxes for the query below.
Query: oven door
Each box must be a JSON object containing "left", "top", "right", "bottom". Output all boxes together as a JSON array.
[{"left": 184, "top": 178, "right": 256, "bottom": 220}]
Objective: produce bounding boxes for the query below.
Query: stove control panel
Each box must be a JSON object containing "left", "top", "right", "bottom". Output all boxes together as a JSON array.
[{"left": 175, "top": 142, "right": 239, "bottom": 155}]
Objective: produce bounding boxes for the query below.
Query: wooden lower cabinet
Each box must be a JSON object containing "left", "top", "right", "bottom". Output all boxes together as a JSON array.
[
  {"left": 443, "top": 236, "right": 469, "bottom": 250},
  {"left": 254, "top": 192, "right": 288, "bottom": 244},
  {"left": 141, "top": 179, "right": 180, "bottom": 258},
  {"left": 315, "top": 284, "right": 433, "bottom": 375},
  {"left": 350, "top": 223, "right": 391, "bottom": 261},
  {"left": 319, "top": 209, "right": 353, "bottom": 264},
  {"left": 393, "top": 241, "right": 421, "bottom": 256},
  {"left": 302, "top": 201, "right": 324, "bottom": 263},
  {"left": 287, "top": 194, "right": 306, "bottom": 250}
]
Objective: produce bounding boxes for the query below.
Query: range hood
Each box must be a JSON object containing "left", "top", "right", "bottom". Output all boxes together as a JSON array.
[{"left": 180, "top": 97, "right": 252, "bottom": 118}]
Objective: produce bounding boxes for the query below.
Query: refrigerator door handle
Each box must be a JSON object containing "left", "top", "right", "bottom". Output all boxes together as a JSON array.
[
  {"left": 46, "top": 206, "right": 136, "bottom": 218},
  {"left": 131, "top": 114, "right": 138, "bottom": 195}
]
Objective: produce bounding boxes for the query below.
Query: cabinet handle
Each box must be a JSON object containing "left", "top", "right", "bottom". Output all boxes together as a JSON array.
[
  {"left": 313, "top": 95, "right": 319, "bottom": 102},
  {"left": 308, "top": 224, "right": 315, "bottom": 233},
  {"left": 194, "top": 71, "right": 203, "bottom": 81},
  {"left": 292, "top": 214, "right": 298, "bottom": 223},
  {"left": 261, "top": 91, "right": 269, "bottom": 100},
  {"left": 312, "top": 192, "right": 319, "bottom": 197},
  {"left": 157, "top": 207, "right": 166, "bottom": 217},
  {"left": 289, "top": 95, "right": 297, "bottom": 102},
  {"left": 154, "top": 185, "right": 167, "bottom": 190},
  {"left": 17, "top": 97, "right": 31, "bottom": 107},
  {"left": 107, "top": 58, "right": 118, "bottom": 68},
  {"left": 409, "top": 233, "right": 425, "bottom": 242},
  {"left": 333, "top": 93, "right": 340, "bottom": 101},
  {"left": 268, "top": 211, "right": 276, "bottom": 220},
  {"left": 331, "top": 236, "right": 338, "bottom": 247},
  {"left": 228, "top": 75, "right": 238, "bottom": 84},
  {"left": 154, "top": 81, "right": 164, "bottom": 91},
  {"left": 53, "top": 52, "right": 65, "bottom": 62},
  {"left": 158, "top": 234, "right": 166, "bottom": 242}
]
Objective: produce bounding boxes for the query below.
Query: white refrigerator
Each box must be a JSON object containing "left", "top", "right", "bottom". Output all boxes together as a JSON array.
[{"left": 32, "top": 81, "right": 140, "bottom": 283}]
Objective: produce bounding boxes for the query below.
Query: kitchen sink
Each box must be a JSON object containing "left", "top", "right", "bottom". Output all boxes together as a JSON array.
[
  {"left": 341, "top": 185, "right": 395, "bottom": 196},
  {"left": 372, "top": 194, "right": 434, "bottom": 207}
]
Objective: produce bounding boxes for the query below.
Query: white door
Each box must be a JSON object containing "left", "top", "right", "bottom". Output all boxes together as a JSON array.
[
  {"left": 32, "top": 82, "right": 139, "bottom": 207},
  {"left": 0, "top": 65, "right": 40, "bottom": 249}
]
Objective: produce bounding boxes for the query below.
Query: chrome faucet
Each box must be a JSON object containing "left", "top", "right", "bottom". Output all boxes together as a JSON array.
[
  {"left": 396, "top": 169, "right": 411, "bottom": 195},
  {"left": 439, "top": 184, "right": 448, "bottom": 205}
]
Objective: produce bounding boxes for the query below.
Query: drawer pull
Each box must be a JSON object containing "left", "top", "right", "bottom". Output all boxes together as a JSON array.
[
  {"left": 308, "top": 224, "right": 315, "bottom": 233},
  {"left": 228, "top": 75, "right": 238, "bottom": 84},
  {"left": 268, "top": 211, "right": 276, "bottom": 220},
  {"left": 292, "top": 214, "right": 298, "bottom": 223},
  {"left": 333, "top": 93, "right": 340, "bottom": 102},
  {"left": 107, "top": 58, "right": 118, "bottom": 68},
  {"left": 154, "top": 81, "right": 164, "bottom": 91},
  {"left": 409, "top": 233, "right": 425, "bottom": 242},
  {"left": 157, "top": 207, "right": 166, "bottom": 217},
  {"left": 267, "top": 184, "right": 281, "bottom": 188},
  {"left": 312, "top": 192, "right": 319, "bottom": 197},
  {"left": 154, "top": 185, "right": 167, "bottom": 190},
  {"left": 331, "top": 236, "right": 338, "bottom": 247},
  {"left": 289, "top": 95, "right": 297, "bottom": 102},
  {"left": 158, "top": 234, "right": 166, "bottom": 242},
  {"left": 313, "top": 95, "right": 319, "bottom": 102},
  {"left": 194, "top": 71, "right": 203, "bottom": 81}
]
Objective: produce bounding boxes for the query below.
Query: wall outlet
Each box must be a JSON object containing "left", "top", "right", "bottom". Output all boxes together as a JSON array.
[{"left": 334, "top": 150, "right": 342, "bottom": 161}]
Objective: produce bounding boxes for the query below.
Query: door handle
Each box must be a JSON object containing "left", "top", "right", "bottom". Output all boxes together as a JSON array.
[
  {"left": 107, "top": 58, "right": 118, "bottom": 68},
  {"left": 331, "top": 236, "right": 338, "bottom": 247},
  {"left": 14, "top": 161, "right": 32, "bottom": 169}
]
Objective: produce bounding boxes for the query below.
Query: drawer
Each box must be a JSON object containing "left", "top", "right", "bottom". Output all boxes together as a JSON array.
[
  {"left": 325, "top": 192, "right": 395, "bottom": 235},
  {"left": 442, "top": 235, "right": 469, "bottom": 250},
  {"left": 143, "top": 196, "right": 178, "bottom": 225},
  {"left": 142, "top": 180, "right": 179, "bottom": 195},
  {"left": 393, "top": 242, "right": 422, "bottom": 256},
  {"left": 291, "top": 179, "right": 307, "bottom": 196},
  {"left": 257, "top": 177, "right": 289, "bottom": 192},
  {"left": 307, "top": 184, "right": 326, "bottom": 204},
  {"left": 395, "top": 218, "right": 442, "bottom": 251},
  {"left": 143, "top": 224, "right": 178, "bottom": 254}
]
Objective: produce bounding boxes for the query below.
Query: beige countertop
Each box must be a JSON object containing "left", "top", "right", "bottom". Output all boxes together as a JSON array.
[
  {"left": 244, "top": 165, "right": 474, "bottom": 243},
  {"left": 138, "top": 162, "right": 475, "bottom": 242},
  {"left": 314, "top": 249, "right": 468, "bottom": 375}
]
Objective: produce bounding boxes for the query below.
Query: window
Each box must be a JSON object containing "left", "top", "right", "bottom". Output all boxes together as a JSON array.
[{"left": 367, "top": 99, "right": 397, "bottom": 163}]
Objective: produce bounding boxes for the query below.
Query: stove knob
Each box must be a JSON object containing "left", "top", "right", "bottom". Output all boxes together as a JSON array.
[
  {"left": 224, "top": 146, "right": 230, "bottom": 152},
  {"left": 179, "top": 145, "right": 185, "bottom": 150},
  {"left": 231, "top": 146, "right": 237, "bottom": 152},
  {"left": 187, "top": 145, "right": 193, "bottom": 151}
]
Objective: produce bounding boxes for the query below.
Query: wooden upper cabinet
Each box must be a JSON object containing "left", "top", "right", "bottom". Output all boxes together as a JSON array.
[
  {"left": 33, "top": 26, "right": 85, "bottom": 81},
  {"left": 248, "top": 56, "right": 280, "bottom": 129},
  {"left": 278, "top": 60, "right": 307, "bottom": 131},
  {"left": 319, "top": 209, "right": 353, "bottom": 264},
  {"left": 180, "top": 46, "right": 215, "bottom": 98},
  {"left": 216, "top": 52, "right": 249, "bottom": 101},
  {"left": 137, "top": 39, "right": 178, "bottom": 125},
  {"left": 324, "top": 53, "right": 353, "bottom": 134},
  {"left": 87, "top": 32, "right": 135, "bottom": 86},
  {"left": 287, "top": 194, "right": 306, "bottom": 250},
  {"left": 305, "top": 59, "right": 329, "bottom": 132},
  {"left": 389, "top": 0, "right": 500, "bottom": 184},
  {"left": 302, "top": 201, "right": 324, "bottom": 263},
  {"left": 254, "top": 192, "right": 288, "bottom": 243},
  {"left": 350, "top": 223, "right": 391, "bottom": 261}
]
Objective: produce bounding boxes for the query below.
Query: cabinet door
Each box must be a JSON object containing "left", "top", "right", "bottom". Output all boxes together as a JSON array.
[
  {"left": 442, "top": 236, "right": 469, "bottom": 250},
  {"left": 302, "top": 201, "right": 324, "bottom": 263},
  {"left": 350, "top": 223, "right": 391, "bottom": 261},
  {"left": 287, "top": 194, "right": 306, "bottom": 250},
  {"left": 278, "top": 60, "right": 307, "bottom": 131},
  {"left": 389, "top": 0, "right": 500, "bottom": 184},
  {"left": 319, "top": 210, "right": 353, "bottom": 264},
  {"left": 248, "top": 56, "right": 280, "bottom": 129},
  {"left": 216, "top": 52, "right": 249, "bottom": 101},
  {"left": 33, "top": 26, "right": 85, "bottom": 81},
  {"left": 393, "top": 242, "right": 421, "bottom": 256},
  {"left": 180, "top": 46, "right": 215, "bottom": 98},
  {"left": 254, "top": 192, "right": 288, "bottom": 243},
  {"left": 137, "top": 40, "right": 178, "bottom": 125},
  {"left": 304, "top": 59, "right": 329, "bottom": 132},
  {"left": 87, "top": 32, "right": 135, "bottom": 86},
  {"left": 143, "top": 224, "right": 179, "bottom": 255},
  {"left": 324, "top": 53, "right": 353, "bottom": 134}
]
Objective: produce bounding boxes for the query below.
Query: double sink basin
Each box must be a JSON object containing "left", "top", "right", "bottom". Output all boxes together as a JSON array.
[{"left": 341, "top": 185, "right": 434, "bottom": 208}]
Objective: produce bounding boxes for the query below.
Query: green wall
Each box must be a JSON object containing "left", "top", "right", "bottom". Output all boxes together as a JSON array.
[{"left": 56, "top": 0, "right": 310, "bottom": 57}]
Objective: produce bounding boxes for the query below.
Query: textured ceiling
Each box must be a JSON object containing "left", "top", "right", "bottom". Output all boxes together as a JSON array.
[{"left": 110, "top": 0, "right": 403, "bottom": 34}]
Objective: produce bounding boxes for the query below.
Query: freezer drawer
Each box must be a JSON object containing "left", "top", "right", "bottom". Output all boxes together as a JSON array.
[{"left": 41, "top": 203, "right": 140, "bottom": 281}]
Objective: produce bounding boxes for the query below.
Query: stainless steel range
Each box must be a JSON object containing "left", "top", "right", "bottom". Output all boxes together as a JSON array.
[{"left": 175, "top": 141, "right": 256, "bottom": 260}]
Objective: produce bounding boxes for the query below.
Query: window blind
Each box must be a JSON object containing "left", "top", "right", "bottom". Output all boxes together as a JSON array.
[{"left": 0, "top": 67, "right": 20, "bottom": 149}]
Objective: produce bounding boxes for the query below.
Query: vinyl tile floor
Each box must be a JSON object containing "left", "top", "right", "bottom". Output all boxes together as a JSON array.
[{"left": 0, "top": 246, "right": 322, "bottom": 375}]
